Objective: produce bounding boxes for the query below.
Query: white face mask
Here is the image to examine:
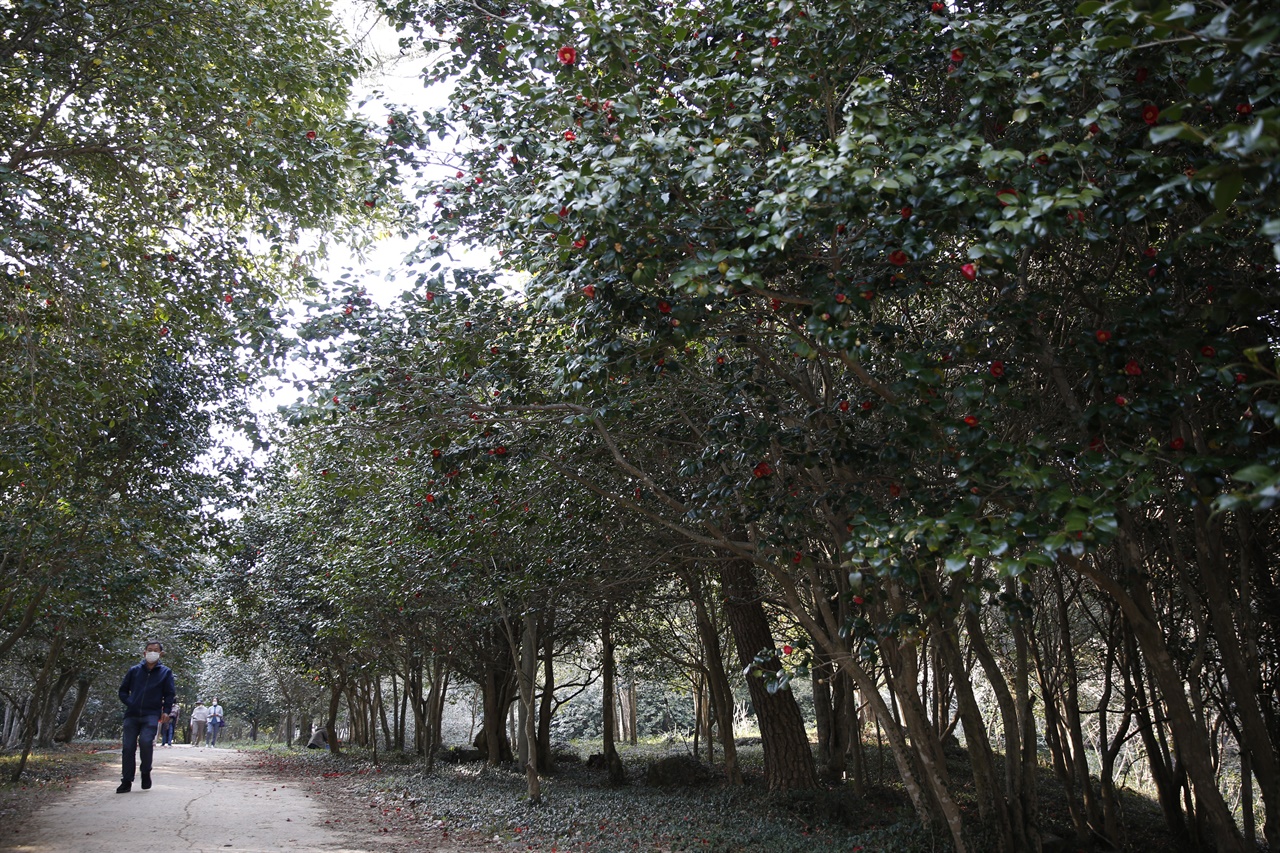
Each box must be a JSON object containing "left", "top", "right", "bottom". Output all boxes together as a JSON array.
[{"left": 145, "top": 651, "right": 161, "bottom": 664}]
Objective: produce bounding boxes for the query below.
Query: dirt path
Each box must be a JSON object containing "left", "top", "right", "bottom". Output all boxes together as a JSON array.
[{"left": 0, "top": 745, "right": 382, "bottom": 853}]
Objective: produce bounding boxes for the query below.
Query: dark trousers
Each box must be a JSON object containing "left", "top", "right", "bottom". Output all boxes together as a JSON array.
[{"left": 121, "top": 713, "right": 160, "bottom": 782}]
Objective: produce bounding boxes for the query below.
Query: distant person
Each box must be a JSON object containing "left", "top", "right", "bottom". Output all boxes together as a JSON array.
[
  {"left": 116, "top": 640, "right": 175, "bottom": 793},
  {"left": 207, "top": 698, "right": 225, "bottom": 746},
  {"left": 161, "top": 701, "right": 181, "bottom": 747},
  {"left": 190, "top": 700, "right": 209, "bottom": 747},
  {"left": 306, "top": 727, "right": 329, "bottom": 750}
]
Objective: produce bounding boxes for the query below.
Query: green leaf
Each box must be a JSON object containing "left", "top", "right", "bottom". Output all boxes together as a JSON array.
[{"left": 1211, "top": 168, "right": 1245, "bottom": 212}]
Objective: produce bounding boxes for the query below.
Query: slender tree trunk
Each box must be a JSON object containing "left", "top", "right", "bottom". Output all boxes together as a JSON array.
[
  {"left": 53, "top": 676, "right": 90, "bottom": 743},
  {"left": 1074, "top": 552, "right": 1245, "bottom": 852},
  {"left": 628, "top": 681, "right": 638, "bottom": 746},
  {"left": 11, "top": 621, "right": 66, "bottom": 782},
  {"left": 601, "top": 615, "right": 626, "bottom": 785},
  {"left": 326, "top": 679, "right": 344, "bottom": 756},
  {"left": 686, "top": 567, "right": 742, "bottom": 784},
  {"left": 538, "top": 631, "right": 555, "bottom": 773},
  {"left": 510, "top": 609, "right": 541, "bottom": 803},
  {"left": 1192, "top": 507, "right": 1279, "bottom": 850}
]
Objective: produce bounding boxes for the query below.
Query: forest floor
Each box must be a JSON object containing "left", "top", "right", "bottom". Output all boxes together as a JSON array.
[{"left": 0, "top": 739, "right": 1185, "bottom": 853}]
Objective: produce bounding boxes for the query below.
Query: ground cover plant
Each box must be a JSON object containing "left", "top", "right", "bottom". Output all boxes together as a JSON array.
[{"left": 246, "top": 739, "right": 1181, "bottom": 853}]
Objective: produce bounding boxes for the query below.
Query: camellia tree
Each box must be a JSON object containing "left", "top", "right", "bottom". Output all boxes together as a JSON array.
[
  {"left": 351, "top": 1, "right": 1280, "bottom": 851},
  {"left": 0, "top": 0, "right": 399, "bottom": 777}
]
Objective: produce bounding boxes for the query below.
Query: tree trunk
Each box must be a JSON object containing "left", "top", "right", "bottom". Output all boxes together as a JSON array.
[
  {"left": 538, "top": 630, "right": 555, "bottom": 773},
  {"left": 53, "top": 676, "right": 90, "bottom": 743},
  {"left": 326, "top": 680, "right": 344, "bottom": 756},
  {"left": 719, "top": 559, "right": 816, "bottom": 791},
  {"left": 686, "top": 567, "right": 742, "bottom": 784},
  {"left": 1074, "top": 552, "right": 1245, "bottom": 852},
  {"left": 601, "top": 615, "right": 626, "bottom": 785}
]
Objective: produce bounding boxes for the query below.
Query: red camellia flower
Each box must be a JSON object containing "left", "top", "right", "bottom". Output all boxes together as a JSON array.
[
  {"left": 573, "top": 237, "right": 587, "bottom": 249},
  {"left": 432, "top": 449, "right": 442, "bottom": 458},
  {"left": 861, "top": 289, "right": 875, "bottom": 300},
  {"left": 223, "top": 293, "right": 234, "bottom": 304},
  {"left": 1088, "top": 122, "right": 1101, "bottom": 135},
  {"left": 861, "top": 400, "right": 873, "bottom": 411},
  {"left": 1169, "top": 437, "right": 1185, "bottom": 451},
  {"left": 888, "top": 483, "right": 901, "bottom": 498},
  {"left": 964, "top": 415, "right": 979, "bottom": 427},
  {"left": 792, "top": 552, "right": 802, "bottom": 564},
  {"left": 1235, "top": 372, "right": 1247, "bottom": 384},
  {"left": 425, "top": 494, "right": 435, "bottom": 503},
  {"left": 1095, "top": 329, "right": 1112, "bottom": 343},
  {"left": 1237, "top": 103, "right": 1253, "bottom": 115},
  {"left": 557, "top": 46, "right": 577, "bottom": 65},
  {"left": 1142, "top": 104, "right": 1160, "bottom": 125},
  {"left": 658, "top": 300, "right": 671, "bottom": 314},
  {"left": 839, "top": 400, "right": 850, "bottom": 412},
  {"left": 1200, "top": 345, "right": 1216, "bottom": 358},
  {"left": 835, "top": 293, "right": 847, "bottom": 303},
  {"left": 997, "top": 188, "right": 1018, "bottom": 206},
  {"left": 558, "top": 206, "right": 569, "bottom": 217},
  {"left": 563, "top": 130, "right": 577, "bottom": 141},
  {"left": 769, "top": 37, "right": 781, "bottom": 47},
  {"left": 753, "top": 461, "right": 773, "bottom": 478},
  {"left": 306, "top": 130, "right": 317, "bottom": 140},
  {"left": 931, "top": 2, "right": 944, "bottom": 11},
  {"left": 1124, "top": 360, "right": 1142, "bottom": 376},
  {"left": 364, "top": 199, "right": 375, "bottom": 208},
  {"left": 1135, "top": 67, "right": 1148, "bottom": 84},
  {"left": 989, "top": 360, "right": 1005, "bottom": 377},
  {"left": 889, "top": 250, "right": 909, "bottom": 266},
  {"left": 583, "top": 284, "right": 596, "bottom": 299},
  {"left": 490, "top": 346, "right": 500, "bottom": 354},
  {"left": 961, "top": 263, "right": 977, "bottom": 280},
  {"left": 770, "top": 298, "right": 782, "bottom": 311},
  {"left": 1143, "top": 246, "right": 1157, "bottom": 258},
  {"left": 853, "top": 595, "right": 866, "bottom": 605},
  {"left": 901, "top": 206, "right": 912, "bottom": 218},
  {"left": 1115, "top": 394, "right": 1129, "bottom": 406},
  {"left": 782, "top": 644, "right": 793, "bottom": 655},
  {"left": 951, "top": 48, "right": 964, "bottom": 63}
]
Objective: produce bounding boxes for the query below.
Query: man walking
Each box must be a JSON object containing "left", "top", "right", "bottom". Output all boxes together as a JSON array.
[
  {"left": 116, "top": 640, "right": 175, "bottom": 793},
  {"left": 207, "top": 697, "right": 224, "bottom": 747}
]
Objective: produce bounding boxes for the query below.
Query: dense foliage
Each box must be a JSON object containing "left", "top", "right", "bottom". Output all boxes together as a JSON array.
[
  {"left": 212, "top": 1, "right": 1280, "bottom": 851},
  {"left": 0, "top": 0, "right": 386, "bottom": 776}
]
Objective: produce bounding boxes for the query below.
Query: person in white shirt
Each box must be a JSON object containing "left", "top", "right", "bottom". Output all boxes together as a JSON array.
[
  {"left": 190, "top": 701, "right": 209, "bottom": 747},
  {"left": 206, "top": 698, "right": 225, "bottom": 747}
]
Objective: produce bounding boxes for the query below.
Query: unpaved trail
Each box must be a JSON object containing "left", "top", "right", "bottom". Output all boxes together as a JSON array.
[{"left": 0, "top": 745, "right": 381, "bottom": 853}]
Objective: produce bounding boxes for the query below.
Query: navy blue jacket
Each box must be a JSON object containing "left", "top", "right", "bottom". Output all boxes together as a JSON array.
[{"left": 118, "top": 661, "right": 175, "bottom": 718}]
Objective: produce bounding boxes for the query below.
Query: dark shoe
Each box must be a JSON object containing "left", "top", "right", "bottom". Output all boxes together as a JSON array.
[
  {"left": 116, "top": 781, "right": 131, "bottom": 793},
  {"left": 141, "top": 773, "right": 151, "bottom": 790}
]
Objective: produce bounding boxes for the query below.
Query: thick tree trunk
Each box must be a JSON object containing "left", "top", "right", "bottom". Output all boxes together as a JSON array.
[{"left": 719, "top": 559, "right": 816, "bottom": 791}]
